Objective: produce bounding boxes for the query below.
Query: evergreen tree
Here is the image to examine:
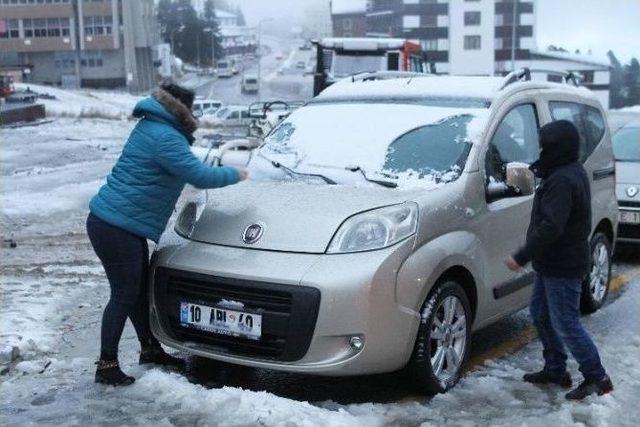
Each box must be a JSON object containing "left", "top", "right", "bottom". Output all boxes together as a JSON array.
[
  {"left": 203, "top": 0, "right": 222, "bottom": 63},
  {"left": 235, "top": 5, "right": 246, "bottom": 26}
]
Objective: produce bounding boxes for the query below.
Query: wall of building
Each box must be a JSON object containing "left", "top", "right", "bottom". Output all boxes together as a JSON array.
[{"left": 448, "top": 0, "right": 495, "bottom": 75}]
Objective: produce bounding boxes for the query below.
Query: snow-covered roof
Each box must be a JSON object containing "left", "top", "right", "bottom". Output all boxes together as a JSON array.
[
  {"left": 320, "top": 37, "right": 409, "bottom": 50},
  {"left": 317, "top": 75, "right": 505, "bottom": 102},
  {"left": 331, "top": 0, "right": 367, "bottom": 15},
  {"left": 530, "top": 49, "right": 611, "bottom": 68},
  {"left": 214, "top": 9, "right": 236, "bottom": 19}
]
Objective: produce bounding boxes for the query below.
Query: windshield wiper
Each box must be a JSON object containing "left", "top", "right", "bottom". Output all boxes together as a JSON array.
[
  {"left": 345, "top": 165, "right": 398, "bottom": 188},
  {"left": 260, "top": 154, "right": 337, "bottom": 185}
]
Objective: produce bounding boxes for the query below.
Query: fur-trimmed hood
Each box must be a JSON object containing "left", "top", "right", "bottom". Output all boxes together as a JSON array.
[{"left": 132, "top": 89, "right": 198, "bottom": 141}]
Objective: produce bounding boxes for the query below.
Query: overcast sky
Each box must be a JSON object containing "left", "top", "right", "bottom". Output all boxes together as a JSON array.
[{"left": 232, "top": 0, "right": 640, "bottom": 62}]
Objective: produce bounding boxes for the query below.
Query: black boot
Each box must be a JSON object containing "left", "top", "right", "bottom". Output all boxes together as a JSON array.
[
  {"left": 523, "top": 370, "right": 572, "bottom": 388},
  {"left": 95, "top": 360, "right": 135, "bottom": 386},
  {"left": 565, "top": 375, "right": 613, "bottom": 400},
  {"left": 139, "top": 344, "right": 185, "bottom": 369}
]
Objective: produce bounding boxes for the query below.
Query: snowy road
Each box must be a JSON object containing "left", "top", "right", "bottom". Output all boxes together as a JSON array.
[
  {"left": 182, "top": 35, "right": 314, "bottom": 105},
  {"left": 1, "top": 112, "right": 639, "bottom": 425}
]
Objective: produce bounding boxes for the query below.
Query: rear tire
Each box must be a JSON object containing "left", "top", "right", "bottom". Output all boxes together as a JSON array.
[
  {"left": 407, "top": 280, "right": 472, "bottom": 394},
  {"left": 580, "top": 232, "right": 612, "bottom": 314}
]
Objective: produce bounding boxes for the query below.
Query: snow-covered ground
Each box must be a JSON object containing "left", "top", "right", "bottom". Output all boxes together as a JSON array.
[{"left": 1, "top": 93, "right": 640, "bottom": 425}]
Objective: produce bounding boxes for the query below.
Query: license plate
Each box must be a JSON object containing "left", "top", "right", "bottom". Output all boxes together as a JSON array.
[
  {"left": 619, "top": 210, "right": 640, "bottom": 224},
  {"left": 180, "top": 302, "right": 262, "bottom": 340}
]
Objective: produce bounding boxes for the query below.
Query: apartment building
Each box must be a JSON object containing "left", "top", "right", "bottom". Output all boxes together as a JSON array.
[
  {"left": 362, "top": 0, "right": 535, "bottom": 75},
  {"left": 331, "top": 0, "right": 367, "bottom": 37},
  {"left": 0, "top": 0, "right": 160, "bottom": 92}
]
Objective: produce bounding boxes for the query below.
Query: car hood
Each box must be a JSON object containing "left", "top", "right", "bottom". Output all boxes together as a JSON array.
[
  {"left": 616, "top": 161, "right": 640, "bottom": 203},
  {"left": 616, "top": 161, "right": 640, "bottom": 184},
  {"left": 189, "top": 181, "right": 414, "bottom": 253}
]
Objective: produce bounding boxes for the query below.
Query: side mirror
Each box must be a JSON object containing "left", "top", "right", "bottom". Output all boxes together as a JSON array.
[{"left": 506, "top": 162, "right": 535, "bottom": 196}]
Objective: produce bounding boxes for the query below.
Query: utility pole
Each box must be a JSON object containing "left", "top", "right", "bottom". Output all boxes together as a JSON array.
[
  {"left": 71, "top": 0, "right": 82, "bottom": 88},
  {"left": 510, "top": 0, "right": 518, "bottom": 72}
]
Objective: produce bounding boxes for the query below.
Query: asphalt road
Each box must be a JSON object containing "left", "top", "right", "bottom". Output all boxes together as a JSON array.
[{"left": 183, "top": 35, "right": 314, "bottom": 107}]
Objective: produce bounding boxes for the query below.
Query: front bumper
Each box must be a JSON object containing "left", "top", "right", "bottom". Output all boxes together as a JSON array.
[
  {"left": 617, "top": 201, "right": 640, "bottom": 243},
  {"left": 149, "top": 238, "right": 417, "bottom": 376}
]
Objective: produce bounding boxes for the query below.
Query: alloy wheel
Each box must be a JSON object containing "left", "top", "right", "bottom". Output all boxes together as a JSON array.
[
  {"left": 589, "top": 241, "right": 609, "bottom": 303},
  {"left": 430, "top": 295, "right": 467, "bottom": 382}
]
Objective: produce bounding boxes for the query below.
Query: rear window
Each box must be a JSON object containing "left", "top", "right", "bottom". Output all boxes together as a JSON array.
[
  {"left": 549, "top": 101, "right": 606, "bottom": 162},
  {"left": 245, "top": 78, "right": 257, "bottom": 84},
  {"left": 612, "top": 127, "right": 640, "bottom": 161}
]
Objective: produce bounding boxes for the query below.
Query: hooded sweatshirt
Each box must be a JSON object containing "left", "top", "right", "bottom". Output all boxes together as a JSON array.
[
  {"left": 89, "top": 89, "right": 240, "bottom": 242},
  {"left": 513, "top": 120, "right": 592, "bottom": 279}
]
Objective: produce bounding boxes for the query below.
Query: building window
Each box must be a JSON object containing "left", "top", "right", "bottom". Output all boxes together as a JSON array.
[
  {"left": 1, "top": 0, "right": 71, "bottom": 3},
  {"left": 22, "top": 17, "right": 69, "bottom": 38},
  {"left": 403, "top": 15, "right": 420, "bottom": 29},
  {"left": 84, "top": 16, "right": 112, "bottom": 36},
  {"left": 421, "top": 14, "right": 437, "bottom": 27},
  {"left": 421, "top": 39, "right": 437, "bottom": 51},
  {"left": 0, "top": 19, "right": 20, "bottom": 38},
  {"left": 343, "top": 18, "right": 352, "bottom": 31},
  {"left": 464, "top": 11, "right": 481, "bottom": 26},
  {"left": 464, "top": 35, "right": 481, "bottom": 50},
  {"left": 81, "top": 50, "right": 104, "bottom": 68}
]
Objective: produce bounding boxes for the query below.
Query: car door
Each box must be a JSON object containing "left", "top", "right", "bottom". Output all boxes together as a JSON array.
[
  {"left": 547, "top": 100, "right": 615, "bottom": 234},
  {"left": 227, "top": 109, "right": 240, "bottom": 126},
  {"left": 478, "top": 101, "right": 542, "bottom": 321}
]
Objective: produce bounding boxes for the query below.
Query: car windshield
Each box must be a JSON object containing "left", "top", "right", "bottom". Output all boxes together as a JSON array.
[
  {"left": 245, "top": 79, "right": 257, "bottom": 84},
  {"left": 217, "top": 62, "right": 228, "bottom": 69},
  {"left": 331, "top": 52, "right": 386, "bottom": 77},
  {"left": 258, "top": 102, "right": 488, "bottom": 188},
  {"left": 613, "top": 127, "right": 640, "bottom": 161},
  {"left": 215, "top": 107, "right": 229, "bottom": 118}
]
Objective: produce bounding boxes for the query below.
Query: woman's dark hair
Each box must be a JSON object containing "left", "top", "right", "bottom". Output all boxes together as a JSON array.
[{"left": 160, "top": 82, "right": 195, "bottom": 110}]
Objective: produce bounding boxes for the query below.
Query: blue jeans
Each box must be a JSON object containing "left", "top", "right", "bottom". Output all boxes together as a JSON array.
[
  {"left": 86, "top": 213, "right": 157, "bottom": 360},
  {"left": 529, "top": 273, "right": 606, "bottom": 382}
]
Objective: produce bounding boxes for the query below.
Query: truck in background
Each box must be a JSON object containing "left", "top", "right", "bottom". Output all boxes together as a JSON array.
[{"left": 312, "top": 37, "right": 429, "bottom": 96}]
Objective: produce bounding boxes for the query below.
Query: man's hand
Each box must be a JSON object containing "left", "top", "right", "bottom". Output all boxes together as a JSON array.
[
  {"left": 234, "top": 166, "right": 249, "bottom": 181},
  {"left": 505, "top": 256, "right": 523, "bottom": 271}
]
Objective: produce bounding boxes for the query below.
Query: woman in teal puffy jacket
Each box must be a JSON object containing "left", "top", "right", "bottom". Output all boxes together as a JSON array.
[{"left": 87, "top": 83, "right": 246, "bottom": 385}]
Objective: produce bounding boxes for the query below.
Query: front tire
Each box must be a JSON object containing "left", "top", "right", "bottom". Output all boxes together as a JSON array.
[
  {"left": 407, "top": 280, "right": 472, "bottom": 394},
  {"left": 581, "top": 232, "right": 612, "bottom": 314}
]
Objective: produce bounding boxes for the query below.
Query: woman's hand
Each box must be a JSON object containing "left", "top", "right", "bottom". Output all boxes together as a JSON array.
[{"left": 234, "top": 166, "right": 249, "bottom": 181}]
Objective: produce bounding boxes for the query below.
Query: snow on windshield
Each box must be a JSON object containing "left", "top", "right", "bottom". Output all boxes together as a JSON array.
[{"left": 258, "top": 103, "right": 488, "bottom": 187}]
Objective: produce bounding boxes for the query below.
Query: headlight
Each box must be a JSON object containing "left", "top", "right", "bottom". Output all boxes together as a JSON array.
[
  {"left": 174, "top": 193, "right": 207, "bottom": 238},
  {"left": 327, "top": 202, "right": 418, "bottom": 254}
]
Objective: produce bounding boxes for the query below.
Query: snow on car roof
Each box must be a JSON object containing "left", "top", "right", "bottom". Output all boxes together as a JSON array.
[
  {"left": 317, "top": 75, "right": 503, "bottom": 103},
  {"left": 319, "top": 37, "right": 409, "bottom": 50}
]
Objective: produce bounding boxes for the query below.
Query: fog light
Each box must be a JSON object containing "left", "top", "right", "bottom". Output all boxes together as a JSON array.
[{"left": 349, "top": 336, "right": 364, "bottom": 351}]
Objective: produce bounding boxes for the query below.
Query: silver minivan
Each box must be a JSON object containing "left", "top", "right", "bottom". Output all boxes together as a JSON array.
[{"left": 150, "top": 71, "right": 617, "bottom": 393}]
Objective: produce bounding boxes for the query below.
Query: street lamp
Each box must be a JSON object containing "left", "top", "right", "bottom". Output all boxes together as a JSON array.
[
  {"left": 256, "top": 18, "right": 274, "bottom": 99},
  {"left": 203, "top": 27, "right": 216, "bottom": 70}
]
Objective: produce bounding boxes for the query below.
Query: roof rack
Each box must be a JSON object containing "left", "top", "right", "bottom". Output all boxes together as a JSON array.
[
  {"left": 350, "top": 71, "right": 431, "bottom": 83},
  {"left": 500, "top": 67, "right": 582, "bottom": 91}
]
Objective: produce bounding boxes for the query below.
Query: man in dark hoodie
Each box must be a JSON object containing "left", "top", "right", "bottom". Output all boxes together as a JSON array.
[{"left": 505, "top": 120, "right": 613, "bottom": 400}]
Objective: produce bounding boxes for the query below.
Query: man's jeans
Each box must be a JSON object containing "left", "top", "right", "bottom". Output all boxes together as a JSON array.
[{"left": 529, "top": 273, "right": 607, "bottom": 382}]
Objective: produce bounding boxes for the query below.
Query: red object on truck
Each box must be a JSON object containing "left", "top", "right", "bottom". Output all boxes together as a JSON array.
[{"left": 1, "top": 74, "right": 15, "bottom": 98}]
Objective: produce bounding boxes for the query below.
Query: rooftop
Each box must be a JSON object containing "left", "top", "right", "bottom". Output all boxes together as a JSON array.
[
  {"left": 315, "top": 73, "right": 593, "bottom": 104},
  {"left": 331, "top": 0, "right": 367, "bottom": 15}
]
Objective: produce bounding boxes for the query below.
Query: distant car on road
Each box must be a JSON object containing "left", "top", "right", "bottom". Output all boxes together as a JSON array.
[
  {"left": 295, "top": 60, "right": 305, "bottom": 69},
  {"left": 609, "top": 111, "right": 640, "bottom": 244},
  {"left": 216, "top": 60, "right": 233, "bottom": 78},
  {"left": 206, "top": 105, "right": 251, "bottom": 127},
  {"left": 275, "top": 53, "right": 284, "bottom": 60},
  {"left": 193, "top": 98, "right": 223, "bottom": 114},
  {"left": 241, "top": 75, "right": 259, "bottom": 94}
]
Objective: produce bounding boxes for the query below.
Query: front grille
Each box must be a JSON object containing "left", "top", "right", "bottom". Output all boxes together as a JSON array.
[
  {"left": 619, "top": 200, "right": 640, "bottom": 209},
  {"left": 618, "top": 223, "right": 640, "bottom": 240},
  {"left": 153, "top": 267, "right": 321, "bottom": 362}
]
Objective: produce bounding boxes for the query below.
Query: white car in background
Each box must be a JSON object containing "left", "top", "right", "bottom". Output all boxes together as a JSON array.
[
  {"left": 241, "top": 75, "right": 259, "bottom": 94},
  {"left": 207, "top": 105, "right": 251, "bottom": 127},
  {"left": 193, "top": 98, "right": 223, "bottom": 114},
  {"left": 609, "top": 111, "right": 640, "bottom": 244},
  {"left": 216, "top": 60, "right": 233, "bottom": 78}
]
